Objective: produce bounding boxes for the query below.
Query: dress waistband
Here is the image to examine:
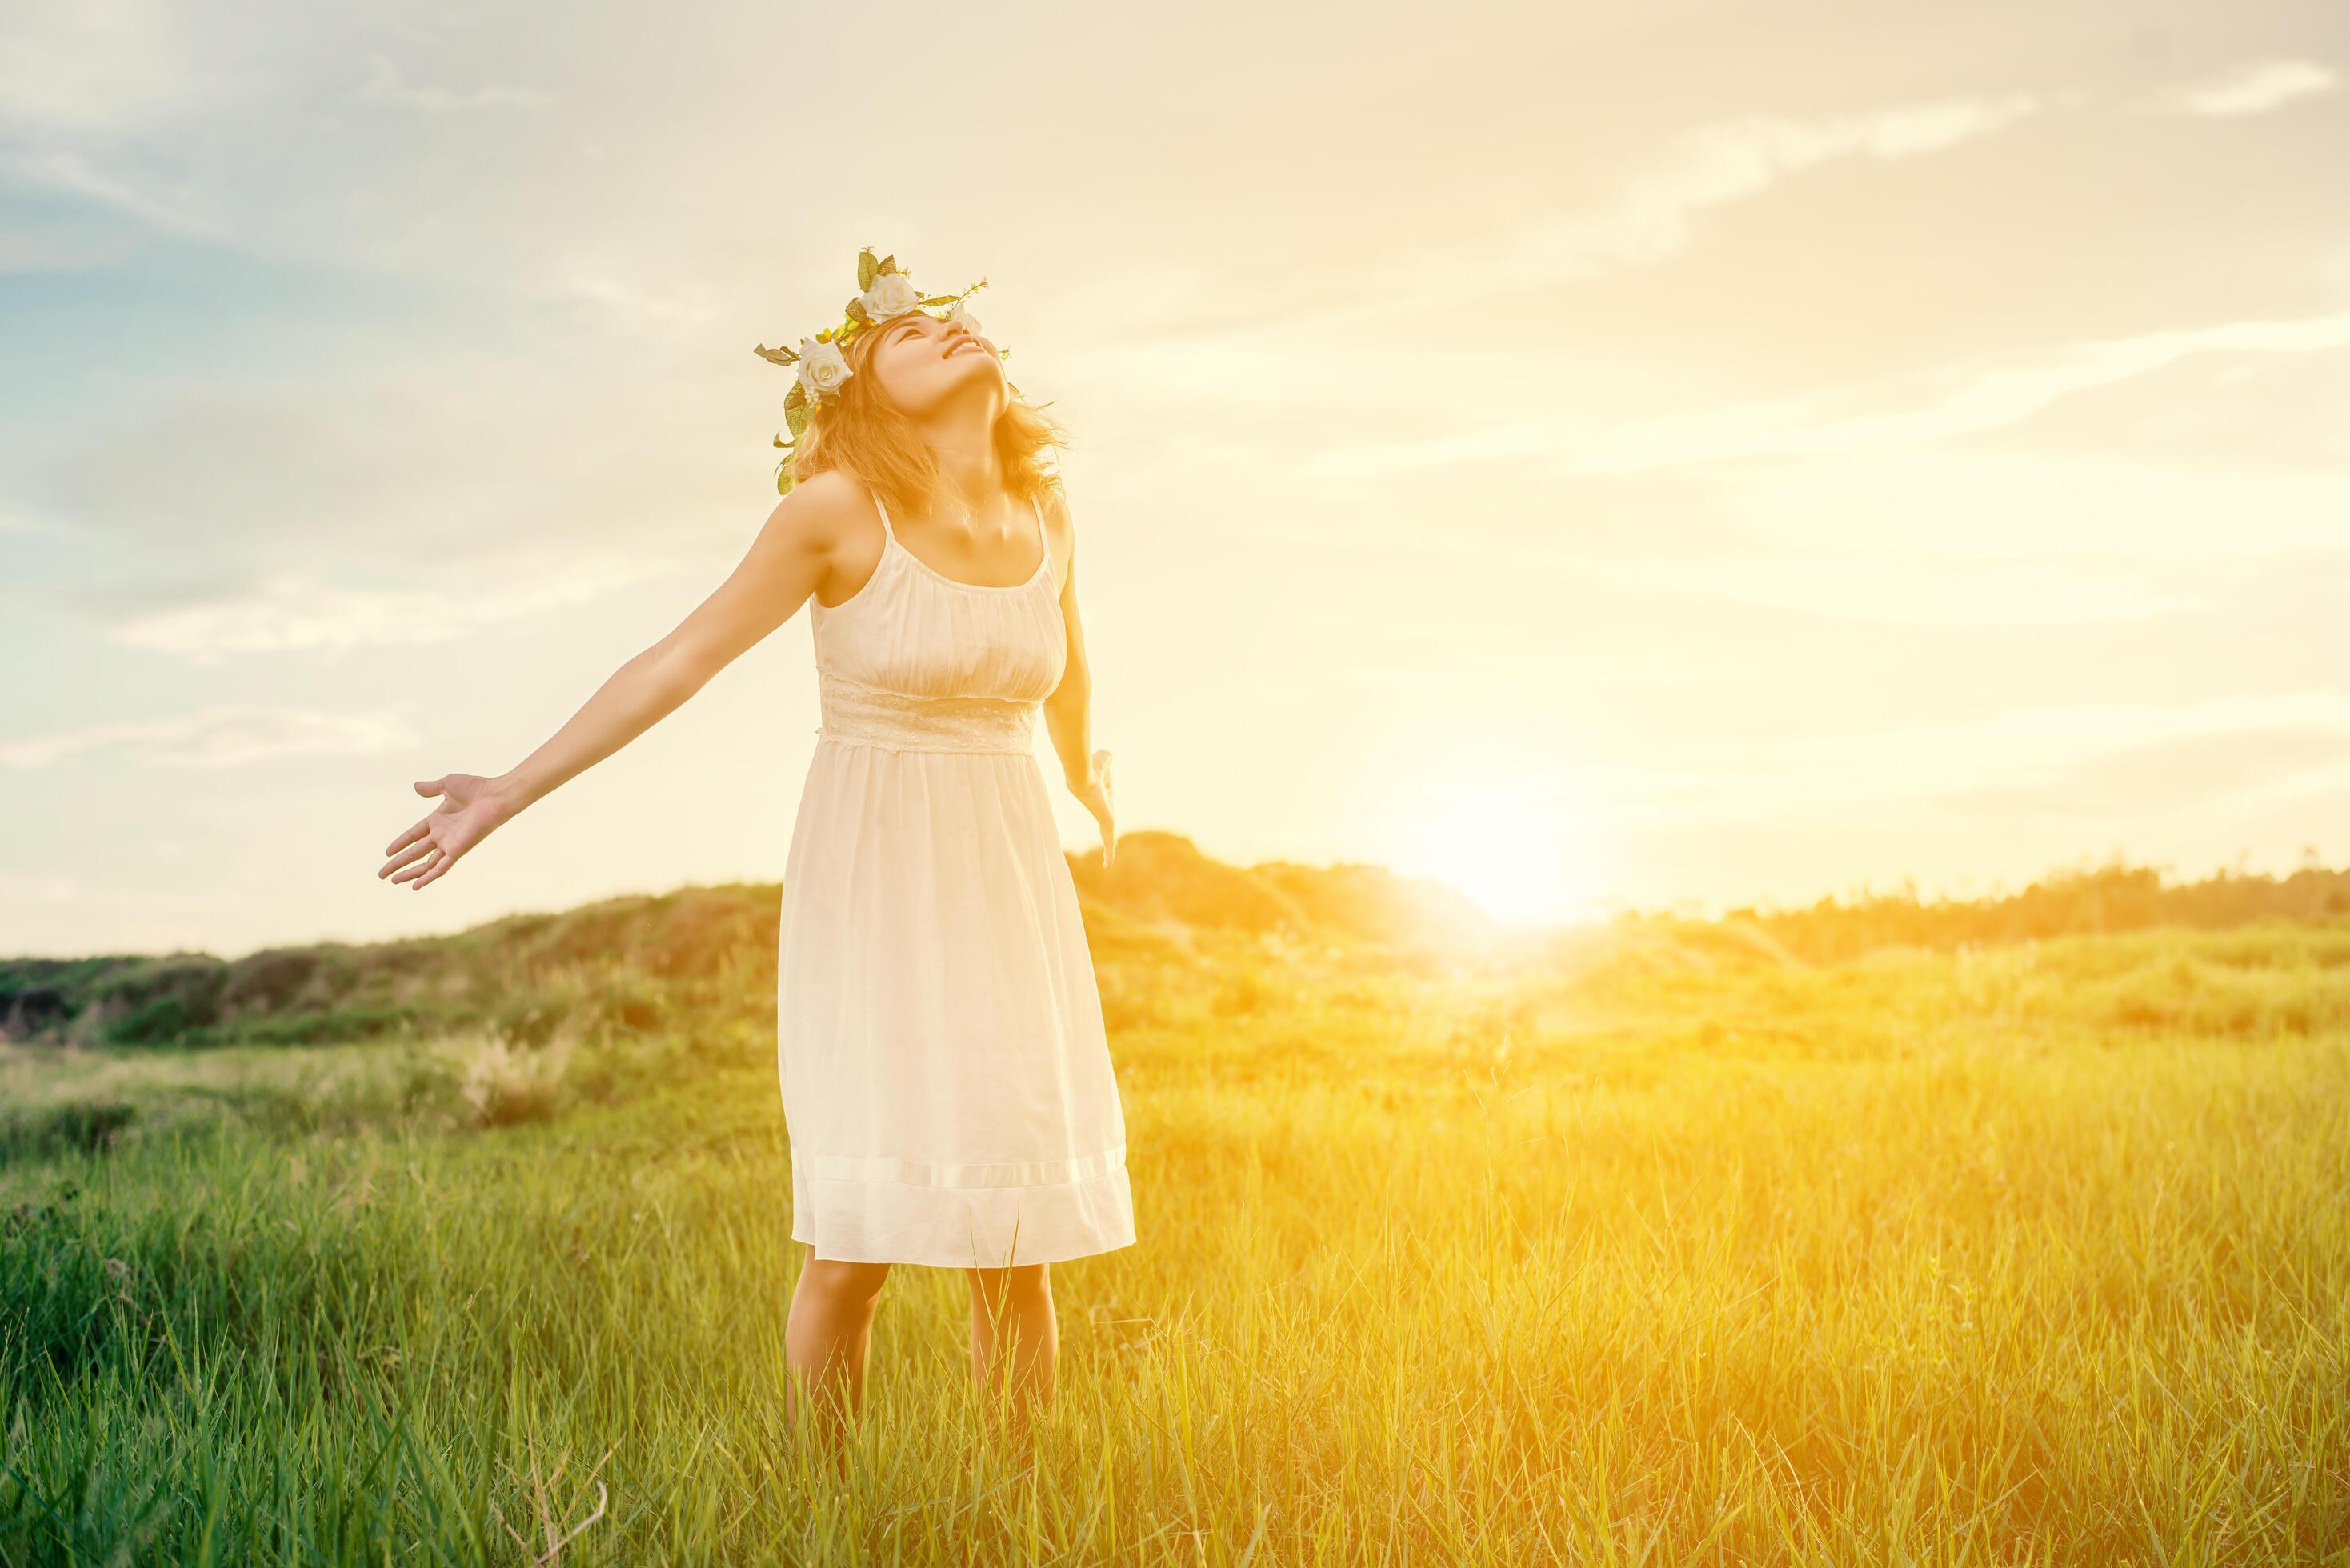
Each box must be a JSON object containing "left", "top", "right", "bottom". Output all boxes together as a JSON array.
[{"left": 816, "top": 670, "right": 1039, "bottom": 755}]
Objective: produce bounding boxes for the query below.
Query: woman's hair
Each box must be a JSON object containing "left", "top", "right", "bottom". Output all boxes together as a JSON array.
[{"left": 784, "top": 322, "right": 1070, "bottom": 519}]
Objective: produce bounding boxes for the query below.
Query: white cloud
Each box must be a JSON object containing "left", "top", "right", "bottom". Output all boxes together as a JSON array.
[
  {"left": 2172, "top": 58, "right": 2338, "bottom": 118},
  {"left": 1049, "top": 95, "right": 2059, "bottom": 458},
  {"left": 22, "top": 350, "right": 755, "bottom": 662},
  {"left": 0, "top": 2, "right": 201, "bottom": 137},
  {"left": 1380, "top": 91, "right": 2049, "bottom": 309},
  {"left": 1562, "top": 307, "right": 2350, "bottom": 473},
  {"left": 104, "top": 566, "right": 642, "bottom": 662},
  {"left": 1057, "top": 89, "right": 2061, "bottom": 356},
  {"left": 1279, "top": 423, "right": 1550, "bottom": 483},
  {"left": 1583, "top": 551, "right": 2195, "bottom": 628},
  {"left": 547, "top": 254, "right": 726, "bottom": 328},
  {"left": 0, "top": 146, "right": 227, "bottom": 241},
  {"left": 0, "top": 871, "right": 87, "bottom": 901},
  {"left": 0, "top": 704, "right": 417, "bottom": 768},
  {"left": 1593, "top": 693, "right": 2350, "bottom": 826},
  {"left": 358, "top": 54, "right": 554, "bottom": 114},
  {"left": 0, "top": 227, "right": 144, "bottom": 274}
]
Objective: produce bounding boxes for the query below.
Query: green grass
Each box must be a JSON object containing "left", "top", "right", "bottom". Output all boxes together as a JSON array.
[{"left": 3, "top": 922, "right": 2347, "bottom": 1563}]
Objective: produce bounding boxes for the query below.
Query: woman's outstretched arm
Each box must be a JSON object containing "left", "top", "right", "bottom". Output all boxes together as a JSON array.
[{"left": 378, "top": 474, "right": 851, "bottom": 890}]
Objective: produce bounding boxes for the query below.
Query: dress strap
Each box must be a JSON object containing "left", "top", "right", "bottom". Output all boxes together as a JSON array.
[{"left": 871, "top": 489, "right": 897, "bottom": 545}]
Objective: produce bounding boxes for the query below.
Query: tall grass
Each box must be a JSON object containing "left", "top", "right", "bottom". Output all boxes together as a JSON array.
[{"left": 3, "top": 924, "right": 2346, "bottom": 1562}]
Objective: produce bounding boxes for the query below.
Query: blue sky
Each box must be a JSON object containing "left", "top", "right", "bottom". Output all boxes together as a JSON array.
[{"left": 4, "top": 0, "right": 2348, "bottom": 955}]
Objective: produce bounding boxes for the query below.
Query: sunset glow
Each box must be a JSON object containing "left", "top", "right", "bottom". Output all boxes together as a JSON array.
[
  {"left": 0, "top": 8, "right": 2343, "bottom": 958},
  {"left": 1389, "top": 778, "right": 1590, "bottom": 926}
]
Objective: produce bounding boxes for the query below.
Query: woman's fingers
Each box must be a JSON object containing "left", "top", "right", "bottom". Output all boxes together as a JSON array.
[
  {"left": 386, "top": 848, "right": 442, "bottom": 885},
  {"left": 389, "top": 847, "right": 446, "bottom": 886},
  {"left": 412, "top": 852, "right": 455, "bottom": 890},
  {"left": 380, "top": 836, "right": 439, "bottom": 878},
  {"left": 384, "top": 818, "right": 431, "bottom": 858}
]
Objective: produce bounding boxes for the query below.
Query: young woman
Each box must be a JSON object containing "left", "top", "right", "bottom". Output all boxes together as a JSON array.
[{"left": 378, "top": 252, "right": 1134, "bottom": 1452}]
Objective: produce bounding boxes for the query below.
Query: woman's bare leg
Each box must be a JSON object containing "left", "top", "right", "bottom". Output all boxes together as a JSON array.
[
  {"left": 786, "top": 1255, "right": 892, "bottom": 1466},
  {"left": 965, "top": 1262, "right": 1056, "bottom": 1436}
]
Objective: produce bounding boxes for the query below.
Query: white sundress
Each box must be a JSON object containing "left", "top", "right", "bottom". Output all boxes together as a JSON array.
[{"left": 775, "top": 482, "right": 1136, "bottom": 1268}]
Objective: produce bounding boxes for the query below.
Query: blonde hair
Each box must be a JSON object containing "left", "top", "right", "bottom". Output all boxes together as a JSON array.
[{"left": 783, "top": 324, "right": 1070, "bottom": 521}]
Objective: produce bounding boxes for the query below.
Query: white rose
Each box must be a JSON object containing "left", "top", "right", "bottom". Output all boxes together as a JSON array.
[
  {"left": 859, "top": 271, "right": 921, "bottom": 322},
  {"left": 945, "top": 298, "right": 984, "bottom": 339},
  {"left": 795, "top": 336, "right": 853, "bottom": 401}
]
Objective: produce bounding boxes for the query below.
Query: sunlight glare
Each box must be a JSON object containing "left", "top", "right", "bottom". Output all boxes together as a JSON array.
[{"left": 1394, "top": 778, "right": 1580, "bottom": 926}]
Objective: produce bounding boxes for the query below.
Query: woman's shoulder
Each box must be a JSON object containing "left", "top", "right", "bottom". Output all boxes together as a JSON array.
[
  {"left": 785, "top": 467, "right": 871, "bottom": 522},
  {"left": 755, "top": 470, "right": 884, "bottom": 594},
  {"left": 772, "top": 469, "right": 880, "bottom": 551},
  {"left": 1035, "top": 483, "right": 1079, "bottom": 575},
  {"left": 1036, "top": 481, "right": 1077, "bottom": 540}
]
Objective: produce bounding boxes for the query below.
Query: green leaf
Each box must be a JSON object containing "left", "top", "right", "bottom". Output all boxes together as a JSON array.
[
  {"left": 785, "top": 398, "right": 810, "bottom": 438},
  {"left": 857, "top": 249, "right": 879, "bottom": 291},
  {"left": 753, "top": 343, "right": 799, "bottom": 367},
  {"left": 784, "top": 381, "right": 806, "bottom": 410}
]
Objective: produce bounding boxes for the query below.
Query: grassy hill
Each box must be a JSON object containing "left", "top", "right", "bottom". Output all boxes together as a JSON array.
[
  {"left": 6, "top": 838, "right": 2347, "bottom": 1057},
  {"left": 0, "top": 830, "right": 1495, "bottom": 1054}
]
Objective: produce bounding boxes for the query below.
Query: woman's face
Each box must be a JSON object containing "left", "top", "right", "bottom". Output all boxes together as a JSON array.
[{"left": 863, "top": 308, "right": 1003, "bottom": 420}]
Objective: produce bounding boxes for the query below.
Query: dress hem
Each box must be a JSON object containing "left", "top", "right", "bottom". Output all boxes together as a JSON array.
[
  {"left": 787, "top": 1232, "right": 1139, "bottom": 1268},
  {"left": 788, "top": 1158, "right": 1136, "bottom": 1269}
]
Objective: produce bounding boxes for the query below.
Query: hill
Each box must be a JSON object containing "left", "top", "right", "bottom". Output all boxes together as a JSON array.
[
  {"left": 6, "top": 836, "right": 2348, "bottom": 1053},
  {"left": 0, "top": 830, "right": 1493, "bottom": 1051}
]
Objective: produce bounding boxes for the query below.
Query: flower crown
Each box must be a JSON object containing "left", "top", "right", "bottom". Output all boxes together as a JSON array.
[{"left": 753, "top": 246, "right": 1015, "bottom": 495}]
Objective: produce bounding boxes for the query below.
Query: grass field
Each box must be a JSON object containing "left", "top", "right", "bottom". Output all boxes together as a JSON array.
[{"left": 4, "top": 914, "right": 2347, "bottom": 1564}]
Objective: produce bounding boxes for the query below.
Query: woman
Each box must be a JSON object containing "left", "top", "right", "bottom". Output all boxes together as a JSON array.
[{"left": 377, "top": 250, "right": 1133, "bottom": 1451}]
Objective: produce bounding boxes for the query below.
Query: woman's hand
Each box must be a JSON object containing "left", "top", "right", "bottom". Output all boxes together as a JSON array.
[
  {"left": 380, "top": 773, "right": 518, "bottom": 890},
  {"left": 1069, "top": 748, "right": 1116, "bottom": 870}
]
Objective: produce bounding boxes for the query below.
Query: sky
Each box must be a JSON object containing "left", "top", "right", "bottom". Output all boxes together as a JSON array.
[{"left": 2, "top": 1, "right": 2347, "bottom": 957}]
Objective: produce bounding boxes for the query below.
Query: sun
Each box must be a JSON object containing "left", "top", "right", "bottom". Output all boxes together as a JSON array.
[{"left": 1391, "top": 778, "right": 1584, "bottom": 926}]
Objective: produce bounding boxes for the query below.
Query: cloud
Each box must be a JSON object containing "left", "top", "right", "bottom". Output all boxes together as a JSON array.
[
  {"left": 0, "top": 872, "right": 87, "bottom": 902},
  {"left": 546, "top": 254, "right": 726, "bottom": 328},
  {"left": 0, "top": 2, "right": 200, "bottom": 138},
  {"left": 1051, "top": 96, "right": 2062, "bottom": 474},
  {"left": 1347, "top": 91, "right": 2053, "bottom": 318},
  {"left": 19, "top": 359, "right": 747, "bottom": 659},
  {"left": 1595, "top": 693, "right": 2350, "bottom": 826},
  {"left": 1068, "top": 88, "right": 2060, "bottom": 354},
  {"left": 0, "top": 146, "right": 226, "bottom": 241},
  {"left": 103, "top": 566, "right": 643, "bottom": 662},
  {"left": 0, "top": 226, "right": 144, "bottom": 274},
  {"left": 0, "top": 6, "right": 240, "bottom": 242},
  {"left": 1549, "top": 92, "right": 2044, "bottom": 268},
  {"left": 2171, "top": 58, "right": 2338, "bottom": 118},
  {"left": 1560, "top": 307, "right": 2350, "bottom": 473},
  {"left": 1583, "top": 550, "right": 2196, "bottom": 628},
  {"left": 358, "top": 54, "right": 554, "bottom": 114},
  {"left": 1278, "top": 423, "right": 1550, "bottom": 483},
  {"left": 0, "top": 704, "right": 417, "bottom": 768},
  {"left": 1934, "top": 723, "right": 2350, "bottom": 818}
]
